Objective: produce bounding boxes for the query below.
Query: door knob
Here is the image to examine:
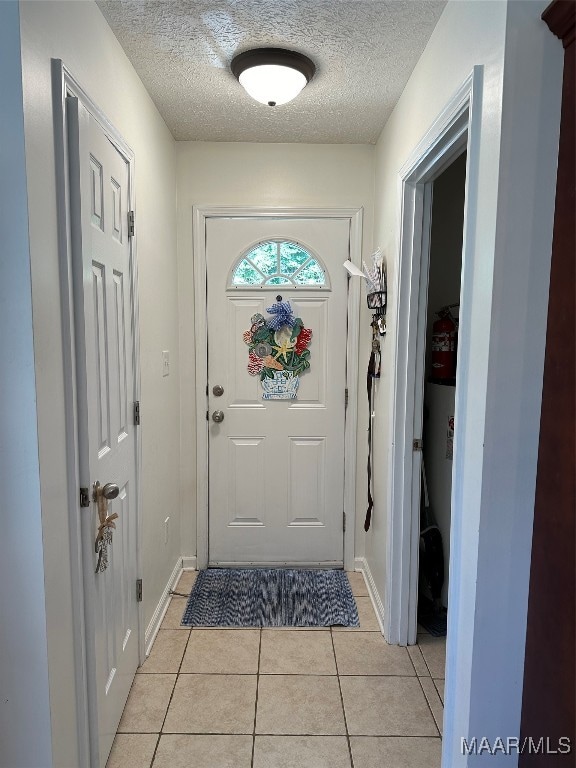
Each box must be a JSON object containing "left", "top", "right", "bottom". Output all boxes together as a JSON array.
[
  {"left": 102, "top": 482, "right": 120, "bottom": 500},
  {"left": 93, "top": 481, "right": 120, "bottom": 502},
  {"left": 212, "top": 410, "right": 225, "bottom": 423}
]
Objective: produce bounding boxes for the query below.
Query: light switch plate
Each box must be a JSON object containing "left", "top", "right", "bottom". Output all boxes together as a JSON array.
[{"left": 162, "top": 350, "right": 170, "bottom": 377}]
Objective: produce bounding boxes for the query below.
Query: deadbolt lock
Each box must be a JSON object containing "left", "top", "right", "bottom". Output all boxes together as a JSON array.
[{"left": 212, "top": 384, "right": 224, "bottom": 397}]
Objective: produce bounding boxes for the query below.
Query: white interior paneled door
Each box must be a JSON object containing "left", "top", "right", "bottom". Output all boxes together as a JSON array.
[
  {"left": 206, "top": 217, "right": 350, "bottom": 566},
  {"left": 68, "top": 98, "right": 140, "bottom": 768}
]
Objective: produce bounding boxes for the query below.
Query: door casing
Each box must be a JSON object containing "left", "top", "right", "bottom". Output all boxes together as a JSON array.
[
  {"left": 52, "top": 60, "right": 143, "bottom": 768},
  {"left": 386, "top": 70, "right": 480, "bottom": 649},
  {"left": 385, "top": 66, "right": 483, "bottom": 645},
  {"left": 193, "top": 206, "right": 363, "bottom": 572}
]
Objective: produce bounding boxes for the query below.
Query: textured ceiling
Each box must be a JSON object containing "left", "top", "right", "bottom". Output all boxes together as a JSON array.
[{"left": 97, "top": 0, "right": 446, "bottom": 144}]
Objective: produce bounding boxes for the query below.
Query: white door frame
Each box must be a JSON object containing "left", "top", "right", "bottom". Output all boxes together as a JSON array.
[
  {"left": 52, "top": 60, "right": 144, "bottom": 768},
  {"left": 386, "top": 68, "right": 482, "bottom": 646},
  {"left": 193, "top": 206, "right": 362, "bottom": 572}
]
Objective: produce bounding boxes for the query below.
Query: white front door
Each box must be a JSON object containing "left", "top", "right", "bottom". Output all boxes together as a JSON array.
[
  {"left": 206, "top": 217, "right": 349, "bottom": 566},
  {"left": 68, "top": 98, "right": 140, "bottom": 768}
]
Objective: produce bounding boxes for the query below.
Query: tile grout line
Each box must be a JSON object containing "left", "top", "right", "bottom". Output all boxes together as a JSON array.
[
  {"left": 433, "top": 677, "right": 444, "bottom": 706},
  {"left": 407, "top": 641, "right": 442, "bottom": 740},
  {"left": 330, "top": 627, "right": 355, "bottom": 768},
  {"left": 409, "top": 643, "right": 434, "bottom": 679},
  {"left": 116, "top": 730, "right": 443, "bottom": 737},
  {"left": 418, "top": 673, "right": 444, "bottom": 735},
  {"left": 148, "top": 733, "right": 161, "bottom": 768},
  {"left": 417, "top": 633, "right": 447, "bottom": 681},
  {"left": 417, "top": 637, "right": 447, "bottom": 720},
  {"left": 128, "top": 672, "right": 443, "bottom": 680},
  {"left": 416, "top": 637, "right": 435, "bottom": 678},
  {"left": 148, "top": 627, "right": 193, "bottom": 767},
  {"left": 251, "top": 628, "right": 262, "bottom": 768},
  {"left": 138, "top": 670, "right": 446, "bottom": 677}
]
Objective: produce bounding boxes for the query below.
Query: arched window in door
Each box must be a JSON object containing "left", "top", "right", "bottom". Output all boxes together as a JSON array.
[{"left": 229, "top": 240, "right": 329, "bottom": 288}]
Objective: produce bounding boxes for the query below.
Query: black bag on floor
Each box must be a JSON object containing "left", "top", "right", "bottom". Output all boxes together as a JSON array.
[{"left": 419, "top": 525, "right": 444, "bottom": 602}]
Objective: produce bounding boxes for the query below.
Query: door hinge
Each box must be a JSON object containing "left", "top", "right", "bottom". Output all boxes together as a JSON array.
[
  {"left": 345, "top": 388, "right": 349, "bottom": 408},
  {"left": 343, "top": 511, "right": 346, "bottom": 532},
  {"left": 134, "top": 401, "right": 141, "bottom": 425},
  {"left": 413, "top": 439, "right": 423, "bottom": 452},
  {"left": 128, "top": 210, "right": 135, "bottom": 238},
  {"left": 80, "top": 487, "right": 90, "bottom": 508},
  {"left": 136, "top": 579, "right": 143, "bottom": 602}
]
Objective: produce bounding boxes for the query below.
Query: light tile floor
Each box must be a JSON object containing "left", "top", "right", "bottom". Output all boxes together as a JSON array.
[{"left": 107, "top": 571, "right": 446, "bottom": 768}]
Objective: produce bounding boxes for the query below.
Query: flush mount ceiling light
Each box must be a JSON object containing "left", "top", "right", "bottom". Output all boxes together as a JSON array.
[{"left": 231, "top": 48, "right": 316, "bottom": 107}]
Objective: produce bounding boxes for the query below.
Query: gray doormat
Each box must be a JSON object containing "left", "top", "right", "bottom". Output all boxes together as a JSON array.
[{"left": 181, "top": 568, "right": 359, "bottom": 628}]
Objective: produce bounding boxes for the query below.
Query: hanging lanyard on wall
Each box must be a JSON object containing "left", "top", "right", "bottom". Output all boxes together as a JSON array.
[{"left": 364, "top": 323, "right": 381, "bottom": 532}]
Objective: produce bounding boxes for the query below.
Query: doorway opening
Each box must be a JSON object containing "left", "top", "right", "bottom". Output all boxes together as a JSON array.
[
  {"left": 386, "top": 69, "right": 483, "bottom": 658},
  {"left": 417, "top": 153, "right": 467, "bottom": 648}
]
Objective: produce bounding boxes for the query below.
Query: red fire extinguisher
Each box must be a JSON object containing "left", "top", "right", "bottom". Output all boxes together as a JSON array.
[{"left": 431, "top": 306, "right": 456, "bottom": 380}]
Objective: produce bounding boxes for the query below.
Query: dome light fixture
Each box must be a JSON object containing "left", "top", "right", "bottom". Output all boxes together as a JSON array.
[{"left": 231, "top": 48, "right": 316, "bottom": 107}]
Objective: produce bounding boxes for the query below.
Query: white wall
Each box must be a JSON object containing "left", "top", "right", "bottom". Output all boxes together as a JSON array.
[
  {"left": 176, "top": 142, "right": 375, "bottom": 562},
  {"left": 368, "top": 1, "right": 562, "bottom": 765},
  {"left": 0, "top": 3, "right": 53, "bottom": 765},
  {"left": 18, "top": 2, "right": 179, "bottom": 765}
]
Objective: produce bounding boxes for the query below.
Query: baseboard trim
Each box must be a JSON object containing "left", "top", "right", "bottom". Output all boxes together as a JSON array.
[
  {"left": 182, "top": 556, "right": 197, "bottom": 570},
  {"left": 144, "top": 558, "right": 183, "bottom": 656},
  {"left": 354, "top": 556, "right": 386, "bottom": 636}
]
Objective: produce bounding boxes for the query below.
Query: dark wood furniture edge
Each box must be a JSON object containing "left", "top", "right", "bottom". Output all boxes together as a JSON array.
[
  {"left": 520, "top": 2, "right": 575, "bottom": 764},
  {"left": 543, "top": 0, "right": 575, "bottom": 47}
]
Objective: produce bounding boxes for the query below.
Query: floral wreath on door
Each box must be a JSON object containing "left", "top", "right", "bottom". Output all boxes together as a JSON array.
[{"left": 243, "top": 300, "right": 312, "bottom": 400}]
